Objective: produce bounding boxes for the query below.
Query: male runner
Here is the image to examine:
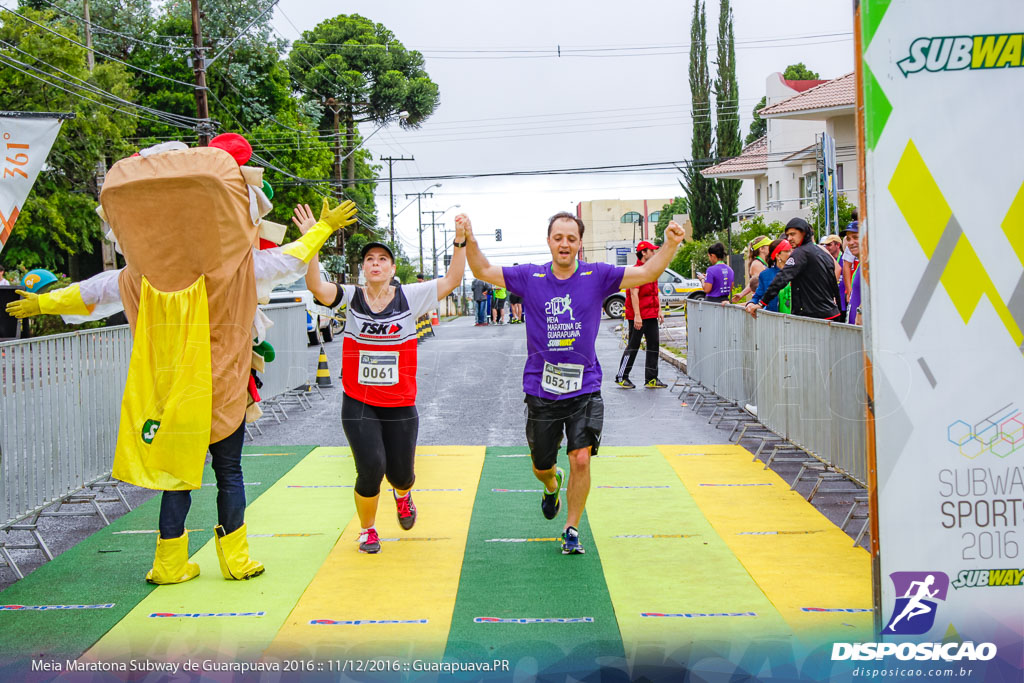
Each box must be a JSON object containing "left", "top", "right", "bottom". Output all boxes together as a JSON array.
[{"left": 464, "top": 212, "right": 684, "bottom": 554}]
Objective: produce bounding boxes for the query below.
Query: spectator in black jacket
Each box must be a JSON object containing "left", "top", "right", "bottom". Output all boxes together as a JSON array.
[{"left": 745, "top": 217, "right": 841, "bottom": 320}]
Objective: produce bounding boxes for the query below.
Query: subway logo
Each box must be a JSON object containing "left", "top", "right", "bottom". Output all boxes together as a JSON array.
[{"left": 898, "top": 34, "right": 1024, "bottom": 76}]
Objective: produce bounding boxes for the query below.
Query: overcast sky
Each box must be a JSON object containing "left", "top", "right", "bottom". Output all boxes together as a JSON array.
[{"left": 284, "top": 1, "right": 852, "bottom": 270}]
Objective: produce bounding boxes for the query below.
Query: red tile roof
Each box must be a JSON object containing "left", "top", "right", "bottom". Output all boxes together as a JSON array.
[
  {"left": 701, "top": 136, "right": 767, "bottom": 178},
  {"left": 760, "top": 72, "right": 856, "bottom": 117}
]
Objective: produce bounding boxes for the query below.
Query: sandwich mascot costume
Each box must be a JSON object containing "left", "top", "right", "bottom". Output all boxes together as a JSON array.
[{"left": 5, "top": 134, "right": 356, "bottom": 584}]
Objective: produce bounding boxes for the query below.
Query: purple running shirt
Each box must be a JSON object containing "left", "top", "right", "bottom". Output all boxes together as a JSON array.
[
  {"left": 704, "top": 263, "right": 734, "bottom": 300},
  {"left": 503, "top": 261, "right": 625, "bottom": 400}
]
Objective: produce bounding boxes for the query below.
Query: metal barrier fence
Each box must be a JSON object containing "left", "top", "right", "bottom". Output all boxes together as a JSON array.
[
  {"left": 686, "top": 301, "right": 868, "bottom": 486},
  {"left": 0, "top": 326, "right": 131, "bottom": 533},
  {"left": 257, "top": 302, "right": 309, "bottom": 402}
]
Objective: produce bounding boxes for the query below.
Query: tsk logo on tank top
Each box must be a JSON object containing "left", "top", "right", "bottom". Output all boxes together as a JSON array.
[{"left": 359, "top": 321, "right": 402, "bottom": 338}]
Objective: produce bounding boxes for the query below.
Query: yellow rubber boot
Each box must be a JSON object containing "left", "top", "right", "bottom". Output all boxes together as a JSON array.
[
  {"left": 145, "top": 533, "right": 200, "bottom": 585},
  {"left": 214, "top": 524, "right": 265, "bottom": 580}
]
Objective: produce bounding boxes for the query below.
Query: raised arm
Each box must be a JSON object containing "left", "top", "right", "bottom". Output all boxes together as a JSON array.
[
  {"left": 463, "top": 214, "right": 505, "bottom": 288},
  {"left": 5, "top": 268, "right": 124, "bottom": 323},
  {"left": 619, "top": 220, "right": 685, "bottom": 290},
  {"left": 291, "top": 201, "right": 350, "bottom": 306},
  {"left": 435, "top": 215, "right": 468, "bottom": 299}
]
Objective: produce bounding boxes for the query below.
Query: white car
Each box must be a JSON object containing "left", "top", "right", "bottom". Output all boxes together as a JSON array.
[
  {"left": 602, "top": 267, "right": 704, "bottom": 318},
  {"left": 269, "top": 268, "right": 341, "bottom": 345}
]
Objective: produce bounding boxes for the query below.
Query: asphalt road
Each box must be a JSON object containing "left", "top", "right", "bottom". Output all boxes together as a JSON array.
[
  {"left": 0, "top": 313, "right": 868, "bottom": 592},
  {"left": 248, "top": 313, "right": 726, "bottom": 448}
]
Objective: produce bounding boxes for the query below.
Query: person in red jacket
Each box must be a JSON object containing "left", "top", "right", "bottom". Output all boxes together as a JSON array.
[{"left": 614, "top": 241, "right": 667, "bottom": 389}]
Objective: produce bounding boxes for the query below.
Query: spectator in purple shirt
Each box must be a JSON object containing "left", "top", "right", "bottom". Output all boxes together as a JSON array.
[
  {"left": 463, "top": 212, "right": 685, "bottom": 556},
  {"left": 699, "top": 242, "right": 734, "bottom": 302}
]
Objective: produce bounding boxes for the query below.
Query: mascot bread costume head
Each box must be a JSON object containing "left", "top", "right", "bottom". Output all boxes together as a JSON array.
[{"left": 101, "top": 136, "right": 262, "bottom": 491}]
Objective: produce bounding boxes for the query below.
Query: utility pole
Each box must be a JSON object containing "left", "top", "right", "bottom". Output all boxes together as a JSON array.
[
  {"left": 382, "top": 155, "right": 414, "bottom": 243},
  {"left": 189, "top": 0, "right": 212, "bottom": 146},
  {"left": 325, "top": 99, "right": 344, "bottom": 204},
  {"left": 83, "top": 0, "right": 116, "bottom": 271},
  {"left": 323, "top": 98, "right": 349, "bottom": 280},
  {"left": 405, "top": 190, "right": 434, "bottom": 274},
  {"left": 422, "top": 210, "right": 448, "bottom": 278},
  {"left": 422, "top": 222, "right": 443, "bottom": 277},
  {"left": 83, "top": 0, "right": 95, "bottom": 71}
]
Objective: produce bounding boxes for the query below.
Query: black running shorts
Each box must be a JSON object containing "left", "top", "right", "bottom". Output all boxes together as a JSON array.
[
  {"left": 524, "top": 392, "right": 604, "bottom": 471},
  {"left": 341, "top": 393, "right": 418, "bottom": 497},
  {"left": 508, "top": 294, "right": 522, "bottom": 305}
]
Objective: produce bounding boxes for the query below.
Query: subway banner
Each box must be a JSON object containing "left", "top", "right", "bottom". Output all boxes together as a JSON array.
[
  {"left": 0, "top": 113, "right": 66, "bottom": 255},
  {"left": 860, "top": 0, "right": 1023, "bottom": 679}
]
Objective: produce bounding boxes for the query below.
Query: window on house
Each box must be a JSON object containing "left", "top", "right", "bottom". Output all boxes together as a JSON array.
[
  {"left": 775, "top": 181, "right": 780, "bottom": 204},
  {"left": 648, "top": 211, "right": 661, "bottom": 223},
  {"left": 837, "top": 164, "right": 845, "bottom": 191},
  {"left": 767, "top": 184, "right": 772, "bottom": 200},
  {"left": 621, "top": 211, "right": 641, "bottom": 223}
]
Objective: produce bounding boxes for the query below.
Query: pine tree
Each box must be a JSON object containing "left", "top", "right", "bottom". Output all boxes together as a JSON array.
[
  {"left": 714, "top": 0, "right": 741, "bottom": 234},
  {"left": 683, "top": 0, "right": 720, "bottom": 239}
]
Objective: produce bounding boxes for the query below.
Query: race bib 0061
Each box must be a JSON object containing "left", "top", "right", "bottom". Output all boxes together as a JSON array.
[{"left": 357, "top": 350, "right": 399, "bottom": 386}]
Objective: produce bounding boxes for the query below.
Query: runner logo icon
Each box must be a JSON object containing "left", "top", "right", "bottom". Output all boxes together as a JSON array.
[
  {"left": 882, "top": 571, "right": 949, "bottom": 635},
  {"left": 544, "top": 294, "right": 575, "bottom": 320}
]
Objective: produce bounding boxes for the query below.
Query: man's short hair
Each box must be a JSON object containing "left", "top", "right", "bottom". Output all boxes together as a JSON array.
[
  {"left": 707, "top": 242, "right": 727, "bottom": 259},
  {"left": 547, "top": 211, "right": 585, "bottom": 238},
  {"left": 416, "top": 273, "right": 424, "bottom": 280}
]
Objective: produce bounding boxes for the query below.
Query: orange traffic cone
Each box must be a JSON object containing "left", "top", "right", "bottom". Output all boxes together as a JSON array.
[
  {"left": 316, "top": 345, "right": 332, "bottom": 387},
  {"left": 430, "top": 310, "right": 440, "bottom": 326}
]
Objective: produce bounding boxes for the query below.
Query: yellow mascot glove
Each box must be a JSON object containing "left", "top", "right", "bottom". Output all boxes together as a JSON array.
[
  {"left": 5, "top": 290, "right": 41, "bottom": 318},
  {"left": 319, "top": 198, "right": 358, "bottom": 231},
  {"left": 282, "top": 199, "right": 359, "bottom": 264}
]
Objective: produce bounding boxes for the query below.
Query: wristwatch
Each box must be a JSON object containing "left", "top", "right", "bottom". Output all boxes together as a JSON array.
[{"left": 452, "top": 240, "right": 467, "bottom": 248}]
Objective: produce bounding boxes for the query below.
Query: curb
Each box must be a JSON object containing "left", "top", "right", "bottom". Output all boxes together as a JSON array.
[{"left": 659, "top": 346, "right": 687, "bottom": 373}]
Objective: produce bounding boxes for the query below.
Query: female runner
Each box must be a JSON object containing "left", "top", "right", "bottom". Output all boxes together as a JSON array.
[{"left": 293, "top": 204, "right": 468, "bottom": 553}]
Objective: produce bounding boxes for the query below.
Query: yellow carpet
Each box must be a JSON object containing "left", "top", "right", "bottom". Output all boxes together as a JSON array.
[
  {"left": 264, "top": 446, "right": 485, "bottom": 662},
  {"left": 588, "top": 446, "right": 792, "bottom": 658},
  {"left": 659, "top": 444, "right": 873, "bottom": 642}
]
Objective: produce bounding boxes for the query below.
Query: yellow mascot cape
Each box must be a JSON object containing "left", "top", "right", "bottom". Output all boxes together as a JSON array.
[{"left": 102, "top": 147, "right": 258, "bottom": 490}]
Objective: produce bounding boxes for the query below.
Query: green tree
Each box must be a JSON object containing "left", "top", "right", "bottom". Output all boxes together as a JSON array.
[
  {"left": 808, "top": 192, "right": 856, "bottom": 237},
  {"left": 286, "top": 14, "right": 440, "bottom": 187},
  {"left": 654, "top": 195, "right": 689, "bottom": 243},
  {"left": 782, "top": 63, "right": 820, "bottom": 81},
  {"left": 19, "top": 0, "right": 158, "bottom": 61},
  {"left": 745, "top": 95, "right": 766, "bottom": 145},
  {"left": 0, "top": 7, "right": 137, "bottom": 274},
  {"left": 683, "top": 0, "right": 719, "bottom": 239},
  {"left": 714, "top": 0, "right": 741, "bottom": 236}
]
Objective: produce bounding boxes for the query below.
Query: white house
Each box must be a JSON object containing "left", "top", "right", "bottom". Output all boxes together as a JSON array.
[{"left": 703, "top": 72, "right": 858, "bottom": 230}]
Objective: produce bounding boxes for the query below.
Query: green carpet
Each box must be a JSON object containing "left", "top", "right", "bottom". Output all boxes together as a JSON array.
[
  {"left": 0, "top": 445, "right": 311, "bottom": 673},
  {"left": 443, "top": 447, "right": 627, "bottom": 678}
]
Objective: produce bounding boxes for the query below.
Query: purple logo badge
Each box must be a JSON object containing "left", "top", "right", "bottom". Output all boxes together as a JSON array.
[{"left": 882, "top": 571, "right": 949, "bottom": 635}]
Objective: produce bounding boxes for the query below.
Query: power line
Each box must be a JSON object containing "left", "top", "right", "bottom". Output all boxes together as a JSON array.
[
  {"left": 0, "top": 38, "right": 200, "bottom": 127},
  {"left": 0, "top": 6, "right": 199, "bottom": 90},
  {"left": 207, "top": 0, "right": 280, "bottom": 66},
  {"left": 291, "top": 31, "right": 853, "bottom": 54},
  {"left": 0, "top": 52, "right": 199, "bottom": 130},
  {"left": 272, "top": 145, "right": 859, "bottom": 187},
  {"left": 28, "top": 0, "right": 192, "bottom": 51}
]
